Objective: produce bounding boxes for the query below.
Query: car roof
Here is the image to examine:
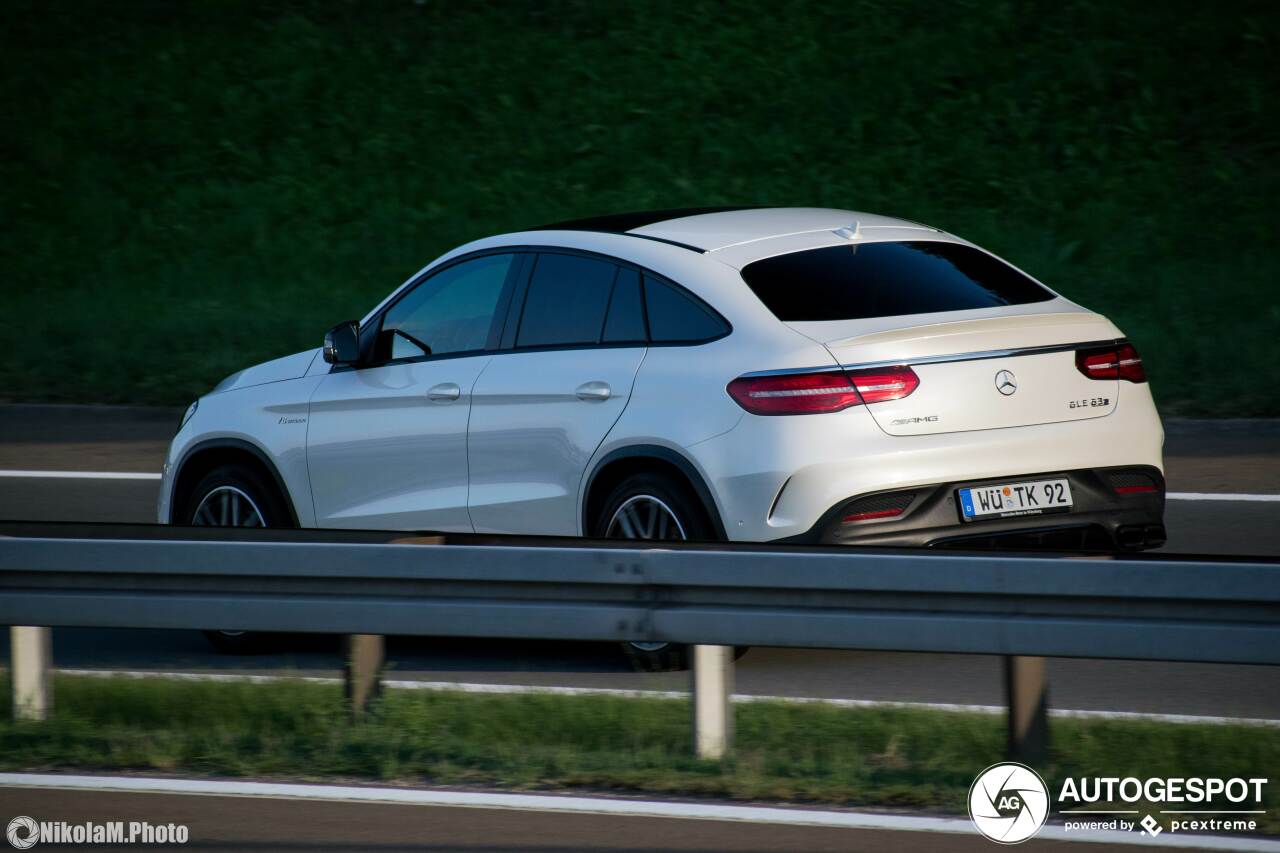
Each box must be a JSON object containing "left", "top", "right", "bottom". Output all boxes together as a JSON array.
[
  {"left": 371, "top": 209, "right": 960, "bottom": 333},
  {"left": 527, "top": 207, "right": 935, "bottom": 253}
]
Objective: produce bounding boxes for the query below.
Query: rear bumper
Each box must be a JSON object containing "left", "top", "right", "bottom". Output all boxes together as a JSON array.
[
  {"left": 776, "top": 465, "right": 1166, "bottom": 551},
  {"left": 687, "top": 380, "right": 1164, "bottom": 543}
]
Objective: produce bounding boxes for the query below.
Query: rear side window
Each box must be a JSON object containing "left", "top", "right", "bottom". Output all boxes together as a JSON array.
[
  {"left": 603, "top": 268, "right": 646, "bottom": 343},
  {"left": 645, "top": 276, "right": 729, "bottom": 343},
  {"left": 739, "top": 242, "right": 1055, "bottom": 322},
  {"left": 516, "top": 253, "right": 617, "bottom": 347}
]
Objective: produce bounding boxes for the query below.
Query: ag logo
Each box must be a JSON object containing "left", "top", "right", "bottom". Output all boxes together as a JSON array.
[
  {"left": 7, "top": 816, "right": 38, "bottom": 850},
  {"left": 995, "top": 370, "right": 1018, "bottom": 396},
  {"left": 968, "top": 763, "right": 1049, "bottom": 844}
]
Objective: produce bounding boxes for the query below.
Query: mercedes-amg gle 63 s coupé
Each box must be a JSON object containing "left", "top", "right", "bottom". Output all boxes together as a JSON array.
[{"left": 162, "top": 208, "right": 1166, "bottom": 666}]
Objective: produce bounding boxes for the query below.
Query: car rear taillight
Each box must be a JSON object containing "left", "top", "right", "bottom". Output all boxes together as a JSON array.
[
  {"left": 1076, "top": 342, "right": 1146, "bottom": 383},
  {"left": 726, "top": 371, "right": 861, "bottom": 415},
  {"left": 845, "top": 365, "right": 920, "bottom": 404},
  {"left": 727, "top": 365, "right": 919, "bottom": 415}
]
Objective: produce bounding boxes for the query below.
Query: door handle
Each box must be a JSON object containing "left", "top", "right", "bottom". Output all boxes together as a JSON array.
[
  {"left": 575, "top": 381, "right": 612, "bottom": 401},
  {"left": 427, "top": 382, "right": 461, "bottom": 402}
]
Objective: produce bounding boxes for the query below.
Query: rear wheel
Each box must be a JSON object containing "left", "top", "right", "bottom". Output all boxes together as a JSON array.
[
  {"left": 594, "top": 473, "right": 745, "bottom": 671},
  {"left": 182, "top": 464, "right": 291, "bottom": 654}
]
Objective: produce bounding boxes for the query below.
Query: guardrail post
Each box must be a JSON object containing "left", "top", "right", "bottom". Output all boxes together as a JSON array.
[
  {"left": 11, "top": 626, "right": 53, "bottom": 721},
  {"left": 1005, "top": 655, "right": 1049, "bottom": 762},
  {"left": 692, "top": 644, "right": 734, "bottom": 759},
  {"left": 344, "top": 634, "right": 384, "bottom": 719}
]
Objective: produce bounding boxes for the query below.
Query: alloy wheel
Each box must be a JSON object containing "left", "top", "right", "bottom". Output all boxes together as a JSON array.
[
  {"left": 606, "top": 495, "right": 687, "bottom": 651},
  {"left": 191, "top": 485, "right": 265, "bottom": 642},
  {"left": 191, "top": 485, "right": 266, "bottom": 528},
  {"left": 605, "top": 494, "right": 687, "bottom": 541}
]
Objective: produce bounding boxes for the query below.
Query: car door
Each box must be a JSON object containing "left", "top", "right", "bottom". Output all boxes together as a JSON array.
[
  {"left": 306, "top": 252, "right": 520, "bottom": 531},
  {"left": 467, "top": 252, "right": 648, "bottom": 535}
]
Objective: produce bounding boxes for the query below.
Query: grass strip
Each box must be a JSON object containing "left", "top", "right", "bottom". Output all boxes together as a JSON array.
[{"left": 0, "top": 674, "right": 1276, "bottom": 832}]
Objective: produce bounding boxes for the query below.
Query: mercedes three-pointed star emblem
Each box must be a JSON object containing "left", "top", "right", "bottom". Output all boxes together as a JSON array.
[{"left": 995, "top": 370, "right": 1018, "bottom": 396}]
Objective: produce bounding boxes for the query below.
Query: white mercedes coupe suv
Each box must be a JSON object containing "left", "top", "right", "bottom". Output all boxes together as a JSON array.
[{"left": 161, "top": 207, "right": 1165, "bottom": 664}]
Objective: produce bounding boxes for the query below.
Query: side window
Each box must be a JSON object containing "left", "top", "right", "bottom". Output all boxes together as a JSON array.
[
  {"left": 376, "top": 254, "right": 514, "bottom": 362},
  {"left": 516, "top": 253, "right": 617, "bottom": 348},
  {"left": 602, "top": 267, "right": 646, "bottom": 343},
  {"left": 644, "top": 276, "right": 728, "bottom": 343}
]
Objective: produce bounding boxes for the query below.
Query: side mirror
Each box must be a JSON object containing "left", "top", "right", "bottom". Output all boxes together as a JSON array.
[{"left": 322, "top": 321, "right": 360, "bottom": 365}]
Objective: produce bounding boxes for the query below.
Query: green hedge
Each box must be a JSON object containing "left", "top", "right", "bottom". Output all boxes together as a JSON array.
[{"left": 2, "top": 1, "right": 1276, "bottom": 412}]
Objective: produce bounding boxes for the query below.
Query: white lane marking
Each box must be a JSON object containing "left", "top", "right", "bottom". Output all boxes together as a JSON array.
[
  {"left": 0, "top": 470, "right": 162, "bottom": 480},
  {"left": 3, "top": 469, "right": 1277, "bottom": 500},
  {"left": 1168, "top": 492, "right": 1280, "bottom": 502},
  {"left": 56, "top": 669, "right": 1280, "bottom": 727},
  {"left": 2, "top": 774, "right": 1278, "bottom": 849}
]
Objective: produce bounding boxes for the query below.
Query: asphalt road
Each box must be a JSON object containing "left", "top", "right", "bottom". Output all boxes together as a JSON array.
[
  {"left": 1, "top": 404, "right": 1278, "bottom": 719},
  {"left": 0, "top": 787, "right": 1233, "bottom": 853}
]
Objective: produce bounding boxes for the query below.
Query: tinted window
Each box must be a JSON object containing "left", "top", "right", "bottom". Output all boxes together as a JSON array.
[
  {"left": 602, "top": 268, "right": 646, "bottom": 343},
  {"left": 378, "top": 253, "right": 513, "bottom": 360},
  {"left": 739, "top": 242, "right": 1055, "bottom": 322},
  {"left": 516, "top": 253, "right": 617, "bottom": 347},
  {"left": 645, "top": 276, "right": 728, "bottom": 342}
]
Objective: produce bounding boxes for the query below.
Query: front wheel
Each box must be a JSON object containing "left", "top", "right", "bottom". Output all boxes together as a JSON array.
[
  {"left": 201, "top": 629, "right": 266, "bottom": 655},
  {"left": 594, "top": 473, "right": 746, "bottom": 671},
  {"left": 182, "top": 464, "right": 291, "bottom": 655}
]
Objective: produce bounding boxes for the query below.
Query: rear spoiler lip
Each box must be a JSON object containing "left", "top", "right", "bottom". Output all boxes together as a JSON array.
[{"left": 740, "top": 339, "right": 1127, "bottom": 379}]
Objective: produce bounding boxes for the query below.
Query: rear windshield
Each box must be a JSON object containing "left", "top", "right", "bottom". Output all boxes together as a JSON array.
[{"left": 739, "top": 241, "right": 1055, "bottom": 322}]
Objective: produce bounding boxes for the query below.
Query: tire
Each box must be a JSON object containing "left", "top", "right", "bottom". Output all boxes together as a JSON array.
[
  {"left": 201, "top": 629, "right": 268, "bottom": 655},
  {"left": 181, "top": 463, "right": 292, "bottom": 655},
  {"left": 593, "top": 472, "right": 747, "bottom": 671}
]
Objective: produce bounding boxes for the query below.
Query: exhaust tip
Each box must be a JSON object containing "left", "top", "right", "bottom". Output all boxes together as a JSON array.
[{"left": 1115, "top": 525, "right": 1146, "bottom": 549}]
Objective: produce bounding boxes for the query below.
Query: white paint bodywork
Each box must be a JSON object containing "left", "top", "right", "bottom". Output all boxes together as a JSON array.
[
  {"left": 307, "top": 356, "right": 492, "bottom": 531},
  {"left": 467, "top": 346, "right": 647, "bottom": 535},
  {"left": 159, "top": 208, "right": 1164, "bottom": 541}
]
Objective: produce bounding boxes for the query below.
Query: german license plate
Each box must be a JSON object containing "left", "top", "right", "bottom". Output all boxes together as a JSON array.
[{"left": 958, "top": 478, "right": 1072, "bottom": 521}]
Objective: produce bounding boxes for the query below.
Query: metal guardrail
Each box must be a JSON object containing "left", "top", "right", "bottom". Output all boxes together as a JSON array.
[
  {"left": 2, "top": 523, "right": 1278, "bottom": 759},
  {"left": 3, "top": 532, "right": 1277, "bottom": 661}
]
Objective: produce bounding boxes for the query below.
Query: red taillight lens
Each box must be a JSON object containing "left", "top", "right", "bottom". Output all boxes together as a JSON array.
[
  {"left": 1076, "top": 342, "right": 1146, "bottom": 383},
  {"left": 1115, "top": 484, "right": 1157, "bottom": 494},
  {"left": 846, "top": 365, "right": 920, "bottom": 404},
  {"left": 726, "top": 371, "right": 862, "bottom": 415},
  {"left": 727, "top": 365, "right": 919, "bottom": 415},
  {"left": 1116, "top": 343, "right": 1146, "bottom": 382}
]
